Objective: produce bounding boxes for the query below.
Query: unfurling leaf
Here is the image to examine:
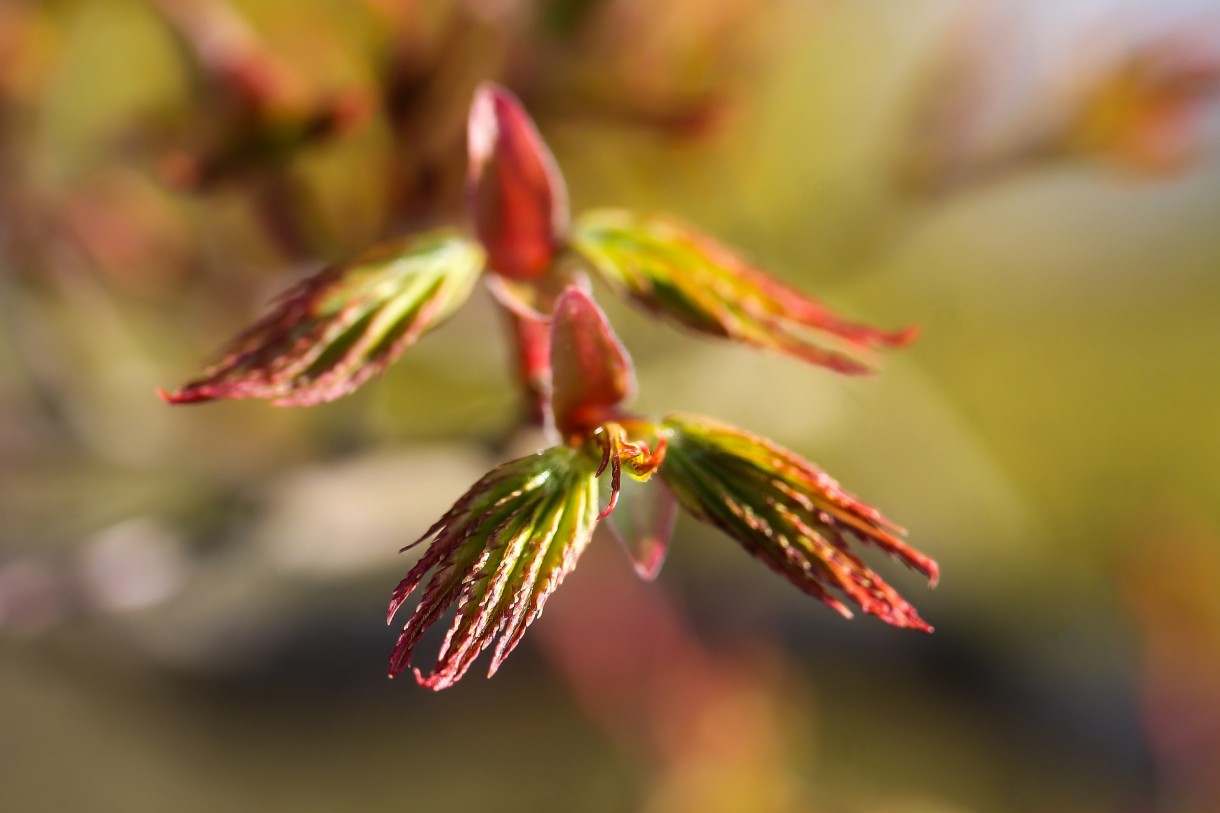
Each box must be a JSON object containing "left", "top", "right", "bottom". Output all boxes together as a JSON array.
[
  {"left": 162, "top": 231, "right": 483, "bottom": 406},
  {"left": 467, "top": 82, "right": 570, "bottom": 281},
  {"left": 388, "top": 446, "right": 599, "bottom": 690},
  {"left": 601, "top": 474, "right": 678, "bottom": 582},
  {"left": 549, "top": 286, "right": 636, "bottom": 437},
  {"left": 570, "top": 210, "right": 917, "bottom": 374},
  {"left": 659, "top": 414, "right": 937, "bottom": 630}
]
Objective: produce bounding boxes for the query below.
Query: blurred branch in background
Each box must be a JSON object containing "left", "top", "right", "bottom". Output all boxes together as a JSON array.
[
  {"left": 149, "top": 0, "right": 375, "bottom": 266},
  {"left": 900, "top": 0, "right": 1220, "bottom": 196}
]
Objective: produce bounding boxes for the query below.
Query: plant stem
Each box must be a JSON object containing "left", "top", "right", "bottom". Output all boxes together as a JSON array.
[{"left": 500, "top": 303, "right": 552, "bottom": 427}]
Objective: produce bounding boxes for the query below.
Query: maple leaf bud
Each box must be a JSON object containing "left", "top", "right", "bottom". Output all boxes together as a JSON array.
[
  {"left": 570, "top": 210, "right": 917, "bottom": 374},
  {"left": 161, "top": 230, "right": 484, "bottom": 406},
  {"left": 467, "top": 83, "right": 570, "bottom": 281},
  {"left": 549, "top": 286, "right": 637, "bottom": 438},
  {"left": 658, "top": 414, "right": 937, "bottom": 630}
]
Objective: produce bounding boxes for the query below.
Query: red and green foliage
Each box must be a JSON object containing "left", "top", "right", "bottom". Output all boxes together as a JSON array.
[
  {"left": 570, "top": 211, "right": 918, "bottom": 374},
  {"left": 164, "top": 84, "right": 938, "bottom": 689},
  {"left": 387, "top": 444, "right": 600, "bottom": 690},
  {"left": 659, "top": 414, "right": 937, "bottom": 630},
  {"left": 163, "top": 83, "right": 912, "bottom": 412}
]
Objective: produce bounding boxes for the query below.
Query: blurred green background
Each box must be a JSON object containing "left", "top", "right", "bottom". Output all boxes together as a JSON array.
[{"left": 3, "top": 0, "right": 1220, "bottom": 811}]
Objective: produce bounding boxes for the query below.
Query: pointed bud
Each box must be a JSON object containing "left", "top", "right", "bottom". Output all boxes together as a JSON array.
[
  {"left": 549, "top": 286, "right": 636, "bottom": 438},
  {"left": 467, "top": 83, "right": 570, "bottom": 281}
]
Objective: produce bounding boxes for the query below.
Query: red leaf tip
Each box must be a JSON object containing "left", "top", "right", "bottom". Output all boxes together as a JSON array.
[
  {"left": 886, "top": 324, "right": 922, "bottom": 347},
  {"left": 158, "top": 386, "right": 212, "bottom": 405}
]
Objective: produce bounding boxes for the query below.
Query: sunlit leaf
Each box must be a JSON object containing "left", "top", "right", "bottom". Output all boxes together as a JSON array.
[
  {"left": 387, "top": 446, "right": 599, "bottom": 690},
  {"left": 549, "top": 286, "right": 636, "bottom": 437},
  {"left": 659, "top": 414, "right": 937, "bottom": 630},
  {"left": 570, "top": 210, "right": 917, "bottom": 374},
  {"left": 161, "top": 230, "right": 483, "bottom": 406},
  {"left": 468, "top": 82, "right": 570, "bottom": 281}
]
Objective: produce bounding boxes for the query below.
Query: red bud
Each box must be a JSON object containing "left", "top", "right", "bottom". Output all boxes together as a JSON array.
[
  {"left": 549, "top": 287, "right": 636, "bottom": 437},
  {"left": 467, "top": 83, "right": 570, "bottom": 281}
]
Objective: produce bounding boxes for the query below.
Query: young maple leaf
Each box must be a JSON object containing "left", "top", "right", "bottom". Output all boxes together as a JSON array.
[
  {"left": 569, "top": 210, "right": 918, "bottom": 374},
  {"left": 387, "top": 445, "right": 600, "bottom": 690},
  {"left": 387, "top": 286, "right": 935, "bottom": 689},
  {"left": 160, "top": 231, "right": 483, "bottom": 406},
  {"left": 658, "top": 414, "right": 938, "bottom": 630}
]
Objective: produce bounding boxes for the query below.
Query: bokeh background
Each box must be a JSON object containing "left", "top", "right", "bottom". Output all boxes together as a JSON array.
[{"left": 3, "top": 0, "right": 1220, "bottom": 811}]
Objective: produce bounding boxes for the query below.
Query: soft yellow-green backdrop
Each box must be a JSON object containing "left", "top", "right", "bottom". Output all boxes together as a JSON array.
[{"left": 2, "top": 1, "right": 1218, "bottom": 811}]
